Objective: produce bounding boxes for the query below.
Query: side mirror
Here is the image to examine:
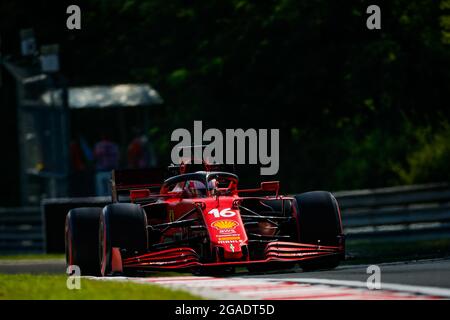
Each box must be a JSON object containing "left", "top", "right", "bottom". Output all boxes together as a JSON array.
[{"left": 260, "top": 181, "right": 280, "bottom": 193}]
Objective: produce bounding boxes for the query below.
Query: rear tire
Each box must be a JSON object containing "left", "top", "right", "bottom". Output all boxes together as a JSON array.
[
  {"left": 293, "top": 191, "right": 344, "bottom": 271},
  {"left": 99, "top": 203, "right": 148, "bottom": 276},
  {"left": 65, "top": 207, "right": 102, "bottom": 276}
]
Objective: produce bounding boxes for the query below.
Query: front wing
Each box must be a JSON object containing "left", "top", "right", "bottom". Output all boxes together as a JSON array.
[{"left": 121, "top": 242, "right": 342, "bottom": 270}]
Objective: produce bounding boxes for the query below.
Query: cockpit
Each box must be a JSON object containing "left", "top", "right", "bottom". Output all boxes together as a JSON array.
[{"left": 161, "top": 172, "right": 238, "bottom": 198}]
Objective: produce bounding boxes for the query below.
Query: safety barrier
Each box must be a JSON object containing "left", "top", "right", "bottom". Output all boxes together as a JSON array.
[
  {"left": 0, "top": 206, "right": 43, "bottom": 254},
  {"left": 334, "top": 183, "right": 450, "bottom": 241},
  {"left": 0, "top": 183, "right": 449, "bottom": 253}
]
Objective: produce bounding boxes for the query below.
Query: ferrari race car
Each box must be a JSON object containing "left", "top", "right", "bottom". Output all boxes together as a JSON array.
[{"left": 65, "top": 163, "right": 345, "bottom": 276}]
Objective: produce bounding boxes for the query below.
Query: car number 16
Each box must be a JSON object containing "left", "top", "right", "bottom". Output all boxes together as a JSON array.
[{"left": 208, "top": 208, "right": 236, "bottom": 218}]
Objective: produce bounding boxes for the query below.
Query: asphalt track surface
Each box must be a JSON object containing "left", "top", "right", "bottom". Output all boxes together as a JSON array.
[
  {"left": 1, "top": 257, "right": 450, "bottom": 299},
  {"left": 1, "top": 258, "right": 450, "bottom": 288},
  {"left": 244, "top": 258, "right": 450, "bottom": 289},
  {"left": 0, "top": 259, "right": 66, "bottom": 274}
]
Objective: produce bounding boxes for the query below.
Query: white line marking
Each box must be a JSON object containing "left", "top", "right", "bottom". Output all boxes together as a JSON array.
[
  {"left": 86, "top": 275, "right": 450, "bottom": 300},
  {"left": 261, "top": 277, "right": 450, "bottom": 298}
]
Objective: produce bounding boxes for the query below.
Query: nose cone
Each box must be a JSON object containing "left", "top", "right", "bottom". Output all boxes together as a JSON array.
[
  {"left": 203, "top": 197, "right": 248, "bottom": 261},
  {"left": 221, "top": 242, "right": 243, "bottom": 260},
  {"left": 210, "top": 218, "right": 245, "bottom": 260}
]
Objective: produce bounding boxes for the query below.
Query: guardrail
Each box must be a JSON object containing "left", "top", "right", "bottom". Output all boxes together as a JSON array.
[
  {"left": 0, "top": 183, "right": 449, "bottom": 253},
  {"left": 334, "top": 183, "right": 450, "bottom": 241},
  {"left": 0, "top": 206, "right": 43, "bottom": 254}
]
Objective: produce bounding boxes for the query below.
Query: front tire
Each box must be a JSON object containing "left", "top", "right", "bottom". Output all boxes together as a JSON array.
[
  {"left": 99, "top": 203, "right": 148, "bottom": 276},
  {"left": 293, "top": 191, "right": 344, "bottom": 271}
]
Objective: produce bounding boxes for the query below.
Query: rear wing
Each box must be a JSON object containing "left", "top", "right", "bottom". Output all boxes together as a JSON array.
[{"left": 111, "top": 168, "right": 165, "bottom": 202}]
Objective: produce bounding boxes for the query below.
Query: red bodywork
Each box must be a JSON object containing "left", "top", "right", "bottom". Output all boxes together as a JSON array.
[{"left": 111, "top": 167, "right": 344, "bottom": 272}]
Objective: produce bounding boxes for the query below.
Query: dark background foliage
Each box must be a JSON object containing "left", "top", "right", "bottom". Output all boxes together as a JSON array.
[{"left": 1, "top": 0, "right": 449, "bottom": 195}]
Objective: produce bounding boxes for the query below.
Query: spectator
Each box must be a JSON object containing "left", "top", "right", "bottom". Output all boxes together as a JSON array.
[
  {"left": 127, "top": 134, "right": 149, "bottom": 169},
  {"left": 127, "top": 130, "right": 157, "bottom": 168},
  {"left": 94, "top": 133, "right": 119, "bottom": 196},
  {"left": 69, "top": 139, "right": 85, "bottom": 172},
  {"left": 69, "top": 135, "right": 93, "bottom": 172}
]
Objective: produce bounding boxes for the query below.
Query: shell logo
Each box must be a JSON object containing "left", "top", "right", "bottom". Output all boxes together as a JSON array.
[{"left": 211, "top": 220, "right": 239, "bottom": 230}]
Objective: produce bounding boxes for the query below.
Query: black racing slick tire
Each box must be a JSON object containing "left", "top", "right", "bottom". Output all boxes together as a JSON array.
[
  {"left": 99, "top": 203, "right": 148, "bottom": 276},
  {"left": 293, "top": 191, "right": 344, "bottom": 271},
  {"left": 65, "top": 207, "right": 102, "bottom": 276}
]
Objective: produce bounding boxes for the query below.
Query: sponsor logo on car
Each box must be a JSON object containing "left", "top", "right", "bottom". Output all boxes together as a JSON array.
[
  {"left": 218, "top": 240, "right": 240, "bottom": 244},
  {"left": 218, "top": 235, "right": 241, "bottom": 242},
  {"left": 211, "top": 220, "right": 239, "bottom": 230}
]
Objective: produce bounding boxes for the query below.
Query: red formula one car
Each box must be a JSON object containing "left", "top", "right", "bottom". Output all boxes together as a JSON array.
[{"left": 65, "top": 163, "right": 345, "bottom": 276}]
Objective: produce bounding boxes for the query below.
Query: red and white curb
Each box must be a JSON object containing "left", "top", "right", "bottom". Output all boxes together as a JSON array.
[{"left": 88, "top": 276, "right": 450, "bottom": 300}]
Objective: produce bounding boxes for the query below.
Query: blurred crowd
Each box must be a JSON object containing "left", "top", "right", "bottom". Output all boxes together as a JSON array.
[{"left": 69, "top": 133, "right": 156, "bottom": 196}]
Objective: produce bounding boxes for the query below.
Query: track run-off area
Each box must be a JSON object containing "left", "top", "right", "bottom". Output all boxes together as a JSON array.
[
  {"left": 88, "top": 258, "right": 450, "bottom": 300},
  {"left": 1, "top": 257, "right": 450, "bottom": 299}
]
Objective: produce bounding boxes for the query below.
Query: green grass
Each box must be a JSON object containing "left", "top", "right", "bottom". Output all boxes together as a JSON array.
[
  {"left": 0, "top": 274, "right": 202, "bottom": 300},
  {"left": 0, "top": 254, "right": 65, "bottom": 261}
]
